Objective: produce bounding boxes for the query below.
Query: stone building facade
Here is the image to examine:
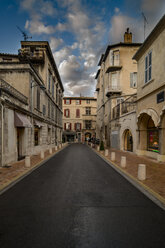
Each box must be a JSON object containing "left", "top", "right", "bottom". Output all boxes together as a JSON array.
[
  {"left": 96, "top": 29, "right": 141, "bottom": 149},
  {"left": 0, "top": 41, "right": 64, "bottom": 167},
  {"left": 63, "top": 97, "right": 97, "bottom": 142},
  {"left": 133, "top": 15, "right": 165, "bottom": 162}
]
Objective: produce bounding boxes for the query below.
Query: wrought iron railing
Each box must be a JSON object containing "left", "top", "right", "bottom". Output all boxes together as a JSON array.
[
  {"left": 112, "top": 94, "right": 137, "bottom": 119},
  {"left": 0, "top": 78, "right": 28, "bottom": 104}
]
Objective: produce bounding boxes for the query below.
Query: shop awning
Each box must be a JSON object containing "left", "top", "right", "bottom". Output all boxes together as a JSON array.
[
  {"left": 34, "top": 119, "right": 44, "bottom": 128},
  {"left": 14, "top": 112, "right": 32, "bottom": 128}
]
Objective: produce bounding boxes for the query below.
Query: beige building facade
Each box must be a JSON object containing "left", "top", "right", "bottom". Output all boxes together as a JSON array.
[
  {"left": 63, "top": 97, "right": 97, "bottom": 142},
  {"left": 133, "top": 15, "right": 165, "bottom": 162},
  {"left": 96, "top": 29, "right": 141, "bottom": 149},
  {"left": 0, "top": 41, "right": 63, "bottom": 167}
]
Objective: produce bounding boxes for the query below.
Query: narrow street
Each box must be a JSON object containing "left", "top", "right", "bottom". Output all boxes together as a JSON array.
[{"left": 0, "top": 144, "right": 165, "bottom": 248}]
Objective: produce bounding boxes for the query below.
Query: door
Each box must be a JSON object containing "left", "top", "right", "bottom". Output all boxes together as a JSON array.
[{"left": 17, "top": 128, "right": 25, "bottom": 161}]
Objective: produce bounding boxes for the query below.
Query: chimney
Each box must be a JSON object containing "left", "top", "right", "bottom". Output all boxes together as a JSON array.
[{"left": 124, "top": 28, "right": 132, "bottom": 43}]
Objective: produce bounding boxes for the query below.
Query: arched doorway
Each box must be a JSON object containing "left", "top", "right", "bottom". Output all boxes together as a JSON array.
[
  {"left": 147, "top": 117, "right": 159, "bottom": 153},
  {"left": 124, "top": 129, "right": 133, "bottom": 152}
]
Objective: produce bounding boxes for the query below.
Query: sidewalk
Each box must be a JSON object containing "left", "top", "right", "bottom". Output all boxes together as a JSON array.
[
  {"left": 91, "top": 144, "right": 165, "bottom": 207},
  {"left": 0, "top": 144, "right": 67, "bottom": 193}
]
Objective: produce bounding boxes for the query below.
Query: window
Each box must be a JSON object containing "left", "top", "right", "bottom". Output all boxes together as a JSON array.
[
  {"left": 85, "top": 120, "right": 91, "bottom": 129},
  {"left": 36, "top": 87, "right": 40, "bottom": 110},
  {"left": 65, "top": 99, "right": 71, "bottom": 104},
  {"left": 86, "top": 99, "right": 90, "bottom": 104},
  {"left": 110, "top": 50, "right": 120, "bottom": 66},
  {"left": 66, "top": 122, "right": 71, "bottom": 130},
  {"left": 130, "top": 72, "right": 137, "bottom": 88},
  {"left": 43, "top": 104, "right": 46, "bottom": 116},
  {"left": 65, "top": 109, "right": 70, "bottom": 118},
  {"left": 86, "top": 107, "right": 91, "bottom": 115},
  {"left": 76, "top": 99, "right": 81, "bottom": 105},
  {"left": 56, "top": 84, "right": 58, "bottom": 103},
  {"left": 145, "top": 51, "right": 152, "bottom": 83},
  {"left": 48, "top": 70, "right": 51, "bottom": 92},
  {"left": 52, "top": 80, "right": 55, "bottom": 98},
  {"left": 147, "top": 117, "right": 159, "bottom": 152},
  {"left": 51, "top": 103, "right": 54, "bottom": 119},
  {"left": 75, "top": 123, "right": 81, "bottom": 131},
  {"left": 76, "top": 109, "right": 80, "bottom": 118},
  {"left": 111, "top": 73, "right": 117, "bottom": 89},
  {"left": 48, "top": 99, "right": 50, "bottom": 118}
]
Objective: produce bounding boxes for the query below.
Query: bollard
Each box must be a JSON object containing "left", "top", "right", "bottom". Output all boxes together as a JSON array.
[
  {"left": 97, "top": 146, "right": 100, "bottom": 151},
  {"left": 111, "top": 152, "right": 116, "bottom": 161},
  {"left": 138, "top": 164, "right": 146, "bottom": 180},
  {"left": 49, "top": 148, "right": 52, "bottom": 154},
  {"left": 40, "top": 150, "right": 44, "bottom": 159},
  {"left": 121, "top": 156, "right": 126, "bottom": 168},
  {"left": 105, "top": 149, "right": 109, "bottom": 157},
  {"left": 25, "top": 156, "right": 30, "bottom": 168},
  {"left": 59, "top": 144, "right": 62, "bottom": 149},
  {"left": 55, "top": 146, "right": 57, "bottom": 151}
]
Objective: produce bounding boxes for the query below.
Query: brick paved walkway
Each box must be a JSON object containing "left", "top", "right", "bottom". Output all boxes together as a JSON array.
[
  {"left": 0, "top": 145, "right": 67, "bottom": 192},
  {"left": 93, "top": 145, "right": 165, "bottom": 200}
]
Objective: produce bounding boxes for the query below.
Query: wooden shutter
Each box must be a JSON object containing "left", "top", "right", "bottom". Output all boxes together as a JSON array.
[
  {"left": 64, "top": 109, "right": 66, "bottom": 117},
  {"left": 80, "top": 100, "right": 81, "bottom": 104},
  {"left": 130, "top": 73, "right": 133, "bottom": 88},
  {"left": 70, "top": 99, "right": 72, "bottom": 104},
  {"left": 76, "top": 109, "right": 80, "bottom": 117},
  {"left": 64, "top": 99, "right": 66, "bottom": 104}
]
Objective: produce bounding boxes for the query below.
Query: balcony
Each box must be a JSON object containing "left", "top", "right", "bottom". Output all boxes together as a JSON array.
[
  {"left": 105, "top": 85, "right": 122, "bottom": 97},
  {"left": 106, "top": 59, "right": 122, "bottom": 73},
  {"left": 112, "top": 94, "right": 137, "bottom": 119},
  {"left": 18, "top": 48, "right": 44, "bottom": 63}
]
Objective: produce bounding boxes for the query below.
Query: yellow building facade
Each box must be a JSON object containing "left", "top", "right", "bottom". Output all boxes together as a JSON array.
[
  {"left": 63, "top": 97, "right": 97, "bottom": 142},
  {"left": 133, "top": 15, "right": 165, "bottom": 161}
]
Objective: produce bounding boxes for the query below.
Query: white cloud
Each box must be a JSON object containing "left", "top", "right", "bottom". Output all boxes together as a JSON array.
[
  {"left": 25, "top": 19, "right": 55, "bottom": 34},
  {"left": 50, "top": 37, "right": 64, "bottom": 51},
  {"left": 53, "top": 47, "right": 71, "bottom": 66}
]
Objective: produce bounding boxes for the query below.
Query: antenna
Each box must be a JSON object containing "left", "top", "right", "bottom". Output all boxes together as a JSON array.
[
  {"left": 141, "top": 13, "right": 148, "bottom": 40},
  {"left": 17, "top": 26, "right": 32, "bottom": 41}
]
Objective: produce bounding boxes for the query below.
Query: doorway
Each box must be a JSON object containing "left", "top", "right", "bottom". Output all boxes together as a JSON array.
[
  {"left": 124, "top": 129, "right": 133, "bottom": 152},
  {"left": 17, "top": 128, "right": 25, "bottom": 160}
]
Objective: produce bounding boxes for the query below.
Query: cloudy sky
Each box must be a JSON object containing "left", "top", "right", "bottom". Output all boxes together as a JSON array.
[{"left": 0, "top": 0, "right": 165, "bottom": 96}]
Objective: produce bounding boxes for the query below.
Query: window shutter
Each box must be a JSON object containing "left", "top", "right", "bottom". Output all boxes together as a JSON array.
[
  {"left": 64, "top": 109, "right": 66, "bottom": 117},
  {"left": 133, "top": 72, "right": 137, "bottom": 88},
  {"left": 70, "top": 99, "right": 72, "bottom": 104},
  {"left": 64, "top": 123, "right": 66, "bottom": 130},
  {"left": 64, "top": 99, "right": 66, "bottom": 104},
  {"left": 80, "top": 100, "right": 81, "bottom": 104},
  {"left": 130, "top": 73, "right": 133, "bottom": 88}
]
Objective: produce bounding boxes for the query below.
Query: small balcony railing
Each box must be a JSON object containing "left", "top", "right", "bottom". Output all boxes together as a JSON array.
[
  {"left": 105, "top": 85, "right": 122, "bottom": 97},
  {"left": 18, "top": 48, "right": 44, "bottom": 62},
  {"left": 112, "top": 94, "right": 137, "bottom": 119}
]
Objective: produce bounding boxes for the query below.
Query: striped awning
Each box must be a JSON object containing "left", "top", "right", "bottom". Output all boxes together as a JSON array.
[{"left": 14, "top": 112, "right": 32, "bottom": 128}]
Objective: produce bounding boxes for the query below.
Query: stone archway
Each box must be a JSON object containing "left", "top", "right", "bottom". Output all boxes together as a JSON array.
[
  {"left": 137, "top": 112, "right": 159, "bottom": 153},
  {"left": 123, "top": 129, "right": 133, "bottom": 152}
]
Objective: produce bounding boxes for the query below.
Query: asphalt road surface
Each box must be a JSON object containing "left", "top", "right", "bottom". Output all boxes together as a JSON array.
[{"left": 0, "top": 144, "right": 165, "bottom": 248}]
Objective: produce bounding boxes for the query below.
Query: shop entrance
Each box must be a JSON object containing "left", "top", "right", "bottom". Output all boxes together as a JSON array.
[
  {"left": 124, "top": 129, "right": 133, "bottom": 152},
  {"left": 17, "top": 128, "right": 25, "bottom": 160}
]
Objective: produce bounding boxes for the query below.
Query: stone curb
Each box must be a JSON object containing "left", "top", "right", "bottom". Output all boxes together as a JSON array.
[
  {"left": 0, "top": 144, "right": 68, "bottom": 195},
  {"left": 90, "top": 146, "right": 165, "bottom": 211}
]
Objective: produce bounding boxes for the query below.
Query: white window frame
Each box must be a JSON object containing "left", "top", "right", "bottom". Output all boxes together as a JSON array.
[{"left": 145, "top": 51, "right": 152, "bottom": 84}]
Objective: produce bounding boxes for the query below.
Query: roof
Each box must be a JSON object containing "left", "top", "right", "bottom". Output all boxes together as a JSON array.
[
  {"left": 103, "top": 42, "right": 142, "bottom": 63},
  {"left": 95, "top": 69, "right": 100, "bottom": 79},
  {"left": 0, "top": 53, "right": 18, "bottom": 57},
  {"left": 21, "top": 41, "right": 64, "bottom": 91},
  {"left": 133, "top": 14, "right": 165, "bottom": 60},
  {"left": 63, "top": 96, "right": 97, "bottom": 100},
  {"left": 98, "top": 54, "right": 104, "bottom": 66}
]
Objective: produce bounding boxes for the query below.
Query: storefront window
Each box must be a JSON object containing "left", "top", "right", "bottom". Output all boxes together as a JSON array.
[
  {"left": 147, "top": 118, "right": 159, "bottom": 152},
  {"left": 148, "top": 130, "right": 159, "bottom": 152}
]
